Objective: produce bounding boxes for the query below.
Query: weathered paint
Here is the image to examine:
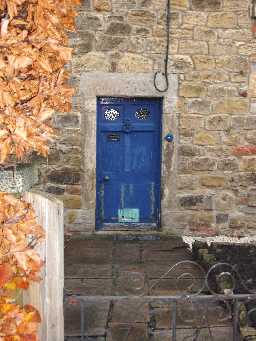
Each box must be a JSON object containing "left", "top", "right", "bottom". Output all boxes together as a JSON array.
[
  {"left": 99, "top": 183, "right": 104, "bottom": 221},
  {"left": 79, "top": 72, "right": 178, "bottom": 232},
  {"left": 96, "top": 97, "right": 162, "bottom": 230},
  {"left": 150, "top": 182, "right": 155, "bottom": 219}
]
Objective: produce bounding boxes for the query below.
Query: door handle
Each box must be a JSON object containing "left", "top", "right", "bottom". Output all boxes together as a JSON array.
[
  {"left": 103, "top": 176, "right": 110, "bottom": 182},
  {"left": 123, "top": 120, "right": 132, "bottom": 133}
]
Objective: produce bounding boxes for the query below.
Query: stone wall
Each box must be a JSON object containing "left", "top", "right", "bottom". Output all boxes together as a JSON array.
[{"left": 38, "top": 0, "right": 256, "bottom": 236}]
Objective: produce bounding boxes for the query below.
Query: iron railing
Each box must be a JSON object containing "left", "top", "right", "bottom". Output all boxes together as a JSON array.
[{"left": 64, "top": 261, "right": 256, "bottom": 341}]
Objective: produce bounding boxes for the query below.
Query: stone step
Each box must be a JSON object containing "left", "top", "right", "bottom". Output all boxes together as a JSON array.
[
  {"left": 64, "top": 298, "right": 233, "bottom": 339},
  {"left": 150, "top": 300, "right": 232, "bottom": 329},
  {"left": 64, "top": 299, "right": 110, "bottom": 337},
  {"left": 64, "top": 238, "right": 196, "bottom": 297},
  {"left": 65, "top": 326, "right": 234, "bottom": 341},
  {"left": 65, "top": 261, "right": 203, "bottom": 281},
  {"left": 64, "top": 278, "right": 205, "bottom": 296},
  {"left": 64, "top": 237, "right": 190, "bottom": 267},
  {"left": 106, "top": 323, "right": 148, "bottom": 341},
  {"left": 151, "top": 327, "right": 233, "bottom": 341},
  {"left": 65, "top": 263, "right": 113, "bottom": 279},
  {"left": 65, "top": 337, "right": 105, "bottom": 341},
  {"left": 141, "top": 248, "right": 193, "bottom": 264},
  {"left": 65, "top": 271, "right": 206, "bottom": 296},
  {"left": 65, "top": 240, "right": 113, "bottom": 265},
  {"left": 65, "top": 278, "right": 113, "bottom": 296}
]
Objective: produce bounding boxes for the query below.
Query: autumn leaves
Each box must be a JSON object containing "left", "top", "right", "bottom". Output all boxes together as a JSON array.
[
  {"left": 0, "top": 0, "right": 79, "bottom": 164},
  {"left": 0, "top": 0, "right": 80, "bottom": 339},
  {"left": 0, "top": 194, "right": 45, "bottom": 290},
  {"left": 0, "top": 298, "right": 42, "bottom": 341},
  {"left": 0, "top": 194, "right": 44, "bottom": 341}
]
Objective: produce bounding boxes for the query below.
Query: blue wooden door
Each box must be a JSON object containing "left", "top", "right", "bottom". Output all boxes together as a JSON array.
[{"left": 96, "top": 97, "right": 162, "bottom": 230}]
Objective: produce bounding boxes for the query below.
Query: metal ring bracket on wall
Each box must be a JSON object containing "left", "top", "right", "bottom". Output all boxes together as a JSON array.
[{"left": 154, "top": 0, "right": 170, "bottom": 93}]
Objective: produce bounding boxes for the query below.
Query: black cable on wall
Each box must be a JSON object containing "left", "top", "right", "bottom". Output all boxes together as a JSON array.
[{"left": 154, "top": 0, "right": 171, "bottom": 92}]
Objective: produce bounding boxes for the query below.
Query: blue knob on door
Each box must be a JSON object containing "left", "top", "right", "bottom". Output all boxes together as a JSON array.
[{"left": 103, "top": 176, "right": 110, "bottom": 181}]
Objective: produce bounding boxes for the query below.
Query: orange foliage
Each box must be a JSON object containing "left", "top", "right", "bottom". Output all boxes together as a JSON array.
[
  {"left": 0, "top": 0, "right": 80, "bottom": 339},
  {"left": 0, "top": 297, "right": 41, "bottom": 341},
  {"left": 0, "top": 0, "right": 80, "bottom": 164},
  {"left": 0, "top": 193, "right": 44, "bottom": 293},
  {"left": 0, "top": 193, "right": 44, "bottom": 340}
]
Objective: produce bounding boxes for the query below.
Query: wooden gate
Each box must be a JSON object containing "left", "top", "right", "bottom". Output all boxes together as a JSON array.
[{"left": 24, "top": 192, "right": 64, "bottom": 341}]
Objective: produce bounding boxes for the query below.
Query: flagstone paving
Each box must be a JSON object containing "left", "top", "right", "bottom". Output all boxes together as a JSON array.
[{"left": 64, "top": 235, "right": 233, "bottom": 340}]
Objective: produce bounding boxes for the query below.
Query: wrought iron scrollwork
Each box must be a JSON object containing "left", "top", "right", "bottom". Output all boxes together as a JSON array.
[
  {"left": 149, "top": 260, "right": 206, "bottom": 296},
  {"left": 64, "top": 260, "right": 256, "bottom": 341},
  {"left": 148, "top": 260, "right": 256, "bottom": 297}
]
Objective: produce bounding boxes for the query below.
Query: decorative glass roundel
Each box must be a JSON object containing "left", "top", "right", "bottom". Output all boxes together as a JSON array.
[
  {"left": 135, "top": 108, "right": 150, "bottom": 120},
  {"left": 104, "top": 109, "right": 120, "bottom": 121}
]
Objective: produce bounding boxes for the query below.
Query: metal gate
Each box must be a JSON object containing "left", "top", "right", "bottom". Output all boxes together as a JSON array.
[{"left": 64, "top": 260, "right": 256, "bottom": 341}]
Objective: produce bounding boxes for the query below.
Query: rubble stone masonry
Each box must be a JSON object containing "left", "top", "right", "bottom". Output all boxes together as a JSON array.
[{"left": 38, "top": 0, "right": 256, "bottom": 236}]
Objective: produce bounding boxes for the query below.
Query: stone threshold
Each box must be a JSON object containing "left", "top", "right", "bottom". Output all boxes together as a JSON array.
[
  {"left": 66, "top": 231, "right": 256, "bottom": 245},
  {"left": 66, "top": 230, "right": 183, "bottom": 241}
]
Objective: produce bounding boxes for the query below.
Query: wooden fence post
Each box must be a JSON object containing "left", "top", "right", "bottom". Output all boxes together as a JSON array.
[{"left": 23, "top": 191, "right": 64, "bottom": 341}]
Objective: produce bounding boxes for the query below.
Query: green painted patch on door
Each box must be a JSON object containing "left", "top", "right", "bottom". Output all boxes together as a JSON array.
[{"left": 118, "top": 208, "right": 140, "bottom": 223}]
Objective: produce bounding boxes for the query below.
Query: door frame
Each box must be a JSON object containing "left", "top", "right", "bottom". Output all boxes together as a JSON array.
[
  {"left": 78, "top": 72, "right": 178, "bottom": 234},
  {"left": 95, "top": 96, "right": 163, "bottom": 231}
]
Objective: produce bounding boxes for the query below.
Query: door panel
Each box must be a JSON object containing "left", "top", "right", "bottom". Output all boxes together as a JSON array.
[
  {"left": 128, "top": 132, "right": 154, "bottom": 172},
  {"left": 96, "top": 97, "right": 162, "bottom": 230},
  {"left": 102, "top": 132, "right": 124, "bottom": 172}
]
